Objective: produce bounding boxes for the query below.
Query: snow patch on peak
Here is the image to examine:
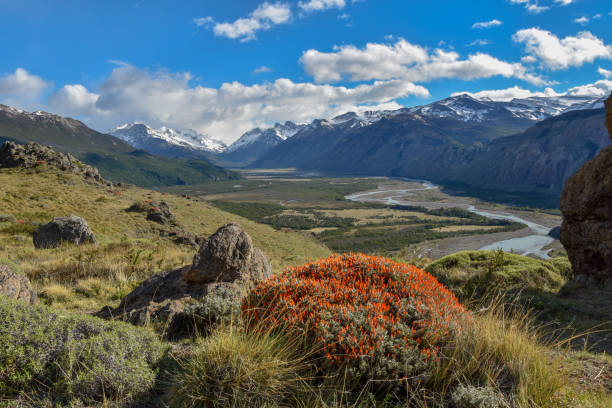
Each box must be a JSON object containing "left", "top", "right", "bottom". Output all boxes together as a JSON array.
[{"left": 109, "top": 123, "right": 227, "bottom": 153}]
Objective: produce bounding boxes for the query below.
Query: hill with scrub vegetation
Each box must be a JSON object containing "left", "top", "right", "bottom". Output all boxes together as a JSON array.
[{"left": 0, "top": 146, "right": 611, "bottom": 407}]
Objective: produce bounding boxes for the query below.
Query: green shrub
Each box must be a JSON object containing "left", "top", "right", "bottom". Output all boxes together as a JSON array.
[
  {"left": 171, "top": 284, "right": 242, "bottom": 337},
  {"left": 167, "top": 327, "right": 307, "bottom": 408},
  {"left": 425, "top": 250, "right": 568, "bottom": 299},
  {"left": 0, "top": 296, "right": 165, "bottom": 405}
]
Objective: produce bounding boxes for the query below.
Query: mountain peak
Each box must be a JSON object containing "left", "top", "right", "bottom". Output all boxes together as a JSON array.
[{"left": 110, "top": 123, "right": 226, "bottom": 153}]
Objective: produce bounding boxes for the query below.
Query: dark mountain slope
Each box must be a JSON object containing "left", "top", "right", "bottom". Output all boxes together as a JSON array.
[{"left": 452, "top": 108, "right": 609, "bottom": 196}]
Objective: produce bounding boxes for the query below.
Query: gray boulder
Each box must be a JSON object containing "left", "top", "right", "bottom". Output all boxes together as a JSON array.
[
  {"left": 0, "top": 264, "right": 37, "bottom": 304},
  {"left": 33, "top": 215, "right": 96, "bottom": 249},
  {"left": 183, "top": 223, "right": 271, "bottom": 285},
  {"left": 97, "top": 223, "right": 271, "bottom": 337}
]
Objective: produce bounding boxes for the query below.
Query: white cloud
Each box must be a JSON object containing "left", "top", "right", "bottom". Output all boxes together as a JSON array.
[
  {"left": 574, "top": 16, "right": 589, "bottom": 25},
  {"left": 298, "top": 0, "right": 346, "bottom": 12},
  {"left": 554, "top": 0, "right": 575, "bottom": 5},
  {"left": 197, "top": 2, "right": 292, "bottom": 42},
  {"left": 46, "top": 65, "right": 428, "bottom": 142},
  {"left": 300, "top": 39, "right": 547, "bottom": 85},
  {"left": 47, "top": 84, "right": 101, "bottom": 117},
  {"left": 513, "top": 28, "right": 612, "bottom": 70},
  {"left": 452, "top": 86, "right": 560, "bottom": 101},
  {"left": 193, "top": 16, "right": 214, "bottom": 27},
  {"left": 253, "top": 66, "right": 271, "bottom": 74},
  {"left": 565, "top": 79, "right": 612, "bottom": 97},
  {"left": 453, "top": 79, "right": 612, "bottom": 102},
  {"left": 468, "top": 39, "right": 492, "bottom": 46},
  {"left": 508, "top": 0, "right": 549, "bottom": 14},
  {"left": 0, "top": 68, "right": 50, "bottom": 103},
  {"left": 472, "top": 19, "right": 502, "bottom": 29},
  {"left": 599, "top": 67, "right": 612, "bottom": 78}
]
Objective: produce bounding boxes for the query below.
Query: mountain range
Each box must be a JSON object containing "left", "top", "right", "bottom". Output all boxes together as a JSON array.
[
  {"left": 109, "top": 123, "right": 226, "bottom": 160},
  {"left": 1, "top": 91, "right": 607, "bottom": 206},
  {"left": 0, "top": 104, "right": 239, "bottom": 187}
]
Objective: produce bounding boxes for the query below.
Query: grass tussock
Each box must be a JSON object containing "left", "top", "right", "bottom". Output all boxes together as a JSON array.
[{"left": 167, "top": 325, "right": 312, "bottom": 408}]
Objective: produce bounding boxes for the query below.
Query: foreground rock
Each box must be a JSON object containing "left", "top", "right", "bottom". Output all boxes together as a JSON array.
[
  {"left": 560, "top": 92, "right": 612, "bottom": 284},
  {"left": 0, "top": 264, "right": 37, "bottom": 304},
  {"left": 0, "top": 141, "right": 101, "bottom": 181},
  {"left": 33, "top": 215, "right": 96, "bottom": 249},
  {"left": 98, "top": 223, "right": 272, "bottom": 336}
]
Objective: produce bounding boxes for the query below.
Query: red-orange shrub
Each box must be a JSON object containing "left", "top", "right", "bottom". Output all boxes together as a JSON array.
[{"left": 243, "top": 253, "right": 469, "bottom": 385}]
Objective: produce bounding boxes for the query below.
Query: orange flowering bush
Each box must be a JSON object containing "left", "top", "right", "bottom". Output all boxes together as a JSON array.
[{"left": 243, "top": 253, "right": 469, "bottom": 386}]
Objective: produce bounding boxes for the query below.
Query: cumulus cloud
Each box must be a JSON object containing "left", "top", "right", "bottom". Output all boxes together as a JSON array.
[
  {"left": 453, "top": 79, "right": 612, "bottom": 102},
  {"left": 47, "top": 84, "right": 101, "bottom": 117},
  {"left": 554, "top": 0, "right": 575, "bottom": 5},
  {"left": 452, "top": 86, "right": 560, "bottom": 101},
  {"left": 508, "top": 0, "right": 549, "bottom": 14},
  {"left": 565, "top": 79, "right": 612, "bottom": 97},
  {"left": 514, "top": 28, "right": 612, "bottom": 70},
  {"left": 599, "top": 67, "right": 612, "bottom": 78},
  {"left": 300, "top": 38, "right": 547, "bottom": 85},
  {"left": 574, "top": 16, "right": 589, "bottom": 25},
  {"left": 46, "top": 65, "right": 428, "bottom": 142},
  {"left": 298, "top": 0, "right": 346, "bottom": 12},
  {"left": 472, "top": 19, "right": 502, "bottom": 29},
  {"left": 196, "top": 2, "right": 292, "bottom": 42},
  {"left": 0, "top": 68, "right": 51, "bottom": 104}
]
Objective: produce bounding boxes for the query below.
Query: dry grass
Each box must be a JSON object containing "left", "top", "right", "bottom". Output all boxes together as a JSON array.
[{"left": 0, "top": 168, "right": 330, "bottom": 311}]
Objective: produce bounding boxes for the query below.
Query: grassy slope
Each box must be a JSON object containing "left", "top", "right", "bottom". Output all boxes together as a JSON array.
[{"left": 0, "top": 168, "right": 330, "bottom": 312}]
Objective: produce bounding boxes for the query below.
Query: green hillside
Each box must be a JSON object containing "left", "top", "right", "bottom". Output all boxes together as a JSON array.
[{"left": 0, "top": 105, "right": 240, "bottom": 187}]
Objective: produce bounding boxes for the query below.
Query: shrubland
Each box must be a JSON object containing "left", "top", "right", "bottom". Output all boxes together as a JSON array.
[{"left": 0, "top": 167, "right": 610, "bottom": 407}]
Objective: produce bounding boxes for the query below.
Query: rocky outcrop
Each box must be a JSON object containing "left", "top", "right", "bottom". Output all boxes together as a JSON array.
[
  {"left": 33, "top": 215, "right": 96, "bottom": 249},
  {"left": 560, "top": 92, "right": 612, "bottom": 283},
  {"left": 0, "top": 141, "right": 101, "bottom": 181},
  {"left": 146, "top": 201, "right": 175, "bottom": 225},
  {"left": 0, "top": 264, "right": 37, "bottom": 304},
  {"left": 97, "top": 223, "right": 272, "bottom": 336}
]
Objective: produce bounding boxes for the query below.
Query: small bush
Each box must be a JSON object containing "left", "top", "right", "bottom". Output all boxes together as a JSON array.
[
  {"left": 451, "top": 385, "right": 505, "bottom": 408},
  {"left": 425, "top": 250, "right": 568, "bottom": 299},
  {"left": 126, "top": 201, "right": 148, "bottom": 213},
  {"left": 244, "top": 253, "right": 469, "bottom": 393},
  {"left": 167, "top": 327, "right": 307, "bottom": 408},
  {"left": 0, "top": 214, "right": 16, "bottom": 223},
  {"left": 0, "top": 296, "right": 165, "bottom": 405},
  {"left": 173, "top": 284, "right": 242, "bottom": 337}
]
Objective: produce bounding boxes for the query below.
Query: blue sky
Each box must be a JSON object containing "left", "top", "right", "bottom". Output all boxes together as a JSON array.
[{"left": 1, "top": 0, "right": 611, "bottom": 142}]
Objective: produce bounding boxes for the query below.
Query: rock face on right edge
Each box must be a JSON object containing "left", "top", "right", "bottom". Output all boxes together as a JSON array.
[{"left": 560, "top": 92, "right": 612, "bottom": 284}]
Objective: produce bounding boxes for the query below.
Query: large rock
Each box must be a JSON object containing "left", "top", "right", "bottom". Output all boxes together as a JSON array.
[
  {"left": 183, "top": 223, "right": 270, "bottom": 285},
  {"left": 560, "top": 92, "right": 612, "bottom": 283},
  {"left": 33, "top": 215, "right": 96, "bottom": 249},
  {"left": 97, "top": 223, "right": 272, "bottom": 336},
  {"left": 0, "top": 264, "right": 37, "bottom": 304},
  {"left": 0, "top": 141, "right": 101, "bottom": 181}
]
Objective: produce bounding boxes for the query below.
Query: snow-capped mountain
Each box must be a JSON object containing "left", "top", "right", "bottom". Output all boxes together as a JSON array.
[
  {"left": 408, "top": 94, "right": 605, "bottom": 123},
  {"left": 109, "top": 123, "right": 227, "bottom": 159},
  {"left": 225, "top": 121, "right": 304, "bottom": 154}
]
